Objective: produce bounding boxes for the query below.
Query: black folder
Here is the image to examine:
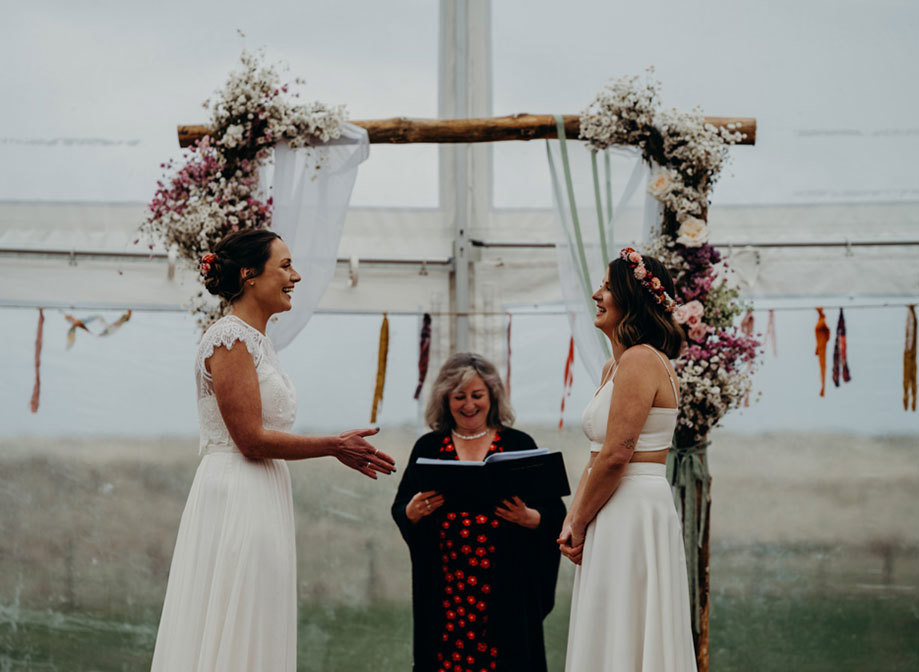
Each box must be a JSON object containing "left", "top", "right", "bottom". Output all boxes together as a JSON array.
[{"left": 413, "top": 450, "right": 570, "bottom": 505}]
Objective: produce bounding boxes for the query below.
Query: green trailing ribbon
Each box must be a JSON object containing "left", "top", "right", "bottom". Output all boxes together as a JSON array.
[
  {"left": 590, "top": 150, "right": 609, "bottom": 263},
  {"left": 553, "top": 115, "right": 594, "bottom": 300},
  {"left": 546, "top": 117, "right": 611, "bottom": 359},
  {"left": 667, "top": 439, "right": 711, "bottom": 633}
]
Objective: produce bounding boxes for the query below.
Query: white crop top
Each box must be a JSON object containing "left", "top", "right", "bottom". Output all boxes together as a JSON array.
[{"left": 581, "top": 344, "right": 679, "bottom": 453}]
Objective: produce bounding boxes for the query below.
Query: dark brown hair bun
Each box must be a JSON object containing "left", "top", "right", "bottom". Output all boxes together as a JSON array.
[{"left": 203, "top": 229, "right": 280, "bottom": 303}]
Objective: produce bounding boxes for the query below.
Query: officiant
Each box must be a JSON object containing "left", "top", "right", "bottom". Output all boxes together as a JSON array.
[{"left": 391, "top": 353, "right": 565, "bottom": 672}]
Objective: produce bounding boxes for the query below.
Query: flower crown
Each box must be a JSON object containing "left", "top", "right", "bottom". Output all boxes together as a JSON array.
[
  {"left": 619, "top": 247, "right": 676, "bottom": 312},
  {"left": 199, "top": 252, "right": 216, "bottom": 276}
]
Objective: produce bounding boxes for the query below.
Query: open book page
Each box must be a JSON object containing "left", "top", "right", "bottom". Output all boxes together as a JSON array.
[
  {"left": 415, "top": 448, "right": 549, "bottom": 468},
  {"left": 484, "top": 448, "right": 548, "bottom": 464},
  {"left": 415, "top": 457, "right": 483, "bottom": 467}
]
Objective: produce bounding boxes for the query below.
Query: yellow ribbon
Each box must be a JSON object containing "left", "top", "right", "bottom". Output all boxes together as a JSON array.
[{"left": 370, "top": 313, "right": 389, "bottom": 423}]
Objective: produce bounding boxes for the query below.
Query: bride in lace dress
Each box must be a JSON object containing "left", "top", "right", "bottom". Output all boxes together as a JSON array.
[{"left": 150, "top": 229, "right": 396, "bottom": 672}]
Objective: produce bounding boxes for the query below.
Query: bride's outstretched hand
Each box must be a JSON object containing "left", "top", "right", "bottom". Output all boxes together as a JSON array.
[{"left": 334, "top": 428, "right": 396, "bottom": 479}]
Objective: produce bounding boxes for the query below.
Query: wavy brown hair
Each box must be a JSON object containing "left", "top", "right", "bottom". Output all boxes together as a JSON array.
[
  {"left": 607, "top": 254, "right": 685, "bottom": 359},
  {"left": 425, "top": 353, "right": 515, "bottom": 432}
]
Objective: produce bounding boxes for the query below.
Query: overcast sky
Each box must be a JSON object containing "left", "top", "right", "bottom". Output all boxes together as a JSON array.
[{"left": 3, "top": 0, "right": 918, "bottom": 207}]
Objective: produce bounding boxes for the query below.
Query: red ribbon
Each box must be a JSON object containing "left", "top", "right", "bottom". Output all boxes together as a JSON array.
[
  {"left": 832, "top": 309, "right": 851, "bottom": 387},
  {"left": 413, "top": 313, "right": 432, "bottom": 400},
  {"left": 559, "top": 336, "right": 575, "bottom": 430}
]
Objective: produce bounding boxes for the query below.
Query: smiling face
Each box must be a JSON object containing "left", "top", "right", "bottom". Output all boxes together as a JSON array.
[
  {"left": 448, "top": 374, "right": 492, "bottom": 434},
  {"left": 246, "top": 238, "right": 301, "bottom": 314},
  {"left": 592, "top": 267, "right": 623, "bottom": 338}
]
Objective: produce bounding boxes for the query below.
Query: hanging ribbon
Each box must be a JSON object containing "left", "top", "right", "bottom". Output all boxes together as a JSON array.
[
  {"left": 765, "top": 309, "right": 777, "bottom": 356},
  {"left": 64, "top": 310, "right": 132, "bottom": 349},
  {"left": 558, "top": 336, "right": 575, "bottom": 430},
  {"left": 815, "top": 308, "right": 830, "bottom": 397},
  {"left": 370, "top": 313, "right": 389, "bottom": 423},
  {"left": 667, "top": 439, "right": 711, "bottom": 633},
  {"left": 905, "top": 305, "right": 917, "bottom": 412},
  {"left": 741, "top": 309, "right": 754, "bottom": 406},
  {"left": 30, "top": 308, "right": 45, "bottom": 413},
  {"left": 505, "top": 313, "right": 512, "bottom": 399},
  {"left": 832, "top": 309, "right": 852, "bottom": 387},
  {"left": 413, "top": 313, "right": 431, "bottom": 401}
]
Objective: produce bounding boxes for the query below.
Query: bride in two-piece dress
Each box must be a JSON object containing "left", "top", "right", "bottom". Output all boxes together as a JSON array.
[
  {"left": 559, "top": 248, "right": 697, "bottom": 672},
  {"left": 150, "top": 229, "right": 396, "bottom": 672}
]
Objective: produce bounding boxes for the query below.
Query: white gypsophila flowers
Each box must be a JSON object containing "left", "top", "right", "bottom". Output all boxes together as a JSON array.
[
  {"left": 675, "top": 363, "right": 754, "bottom": 441},
  {"left": 655, "top": 107, "right": 743, "bottom": 192},
  {"left": 209, "top": 50, "right": 346, "bottom": 155},
  {"left": 579, "top": 72, "right": 660, "bottom": 151},
  {"left": 581, "top": 73, "right": 744, "bottom": 229}
]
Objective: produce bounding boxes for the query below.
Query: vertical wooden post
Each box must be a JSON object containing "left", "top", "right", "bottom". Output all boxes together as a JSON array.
[{"left": 695, "top": 476, "right": 713, "bottom": 672}]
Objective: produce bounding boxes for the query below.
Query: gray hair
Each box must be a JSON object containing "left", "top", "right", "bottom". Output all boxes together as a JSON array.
[{"left": 425, "top": 353, "right": 515, "bottom": 431}]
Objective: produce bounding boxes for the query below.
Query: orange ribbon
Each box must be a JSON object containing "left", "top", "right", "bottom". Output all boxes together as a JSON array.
[{"left": 815, "top": 307, "right": 830, "bottom": 397}]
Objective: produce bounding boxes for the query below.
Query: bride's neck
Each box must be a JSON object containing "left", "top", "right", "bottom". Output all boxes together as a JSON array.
[{"left": 229, "top": 299, "right": 270, "bottom": 335}]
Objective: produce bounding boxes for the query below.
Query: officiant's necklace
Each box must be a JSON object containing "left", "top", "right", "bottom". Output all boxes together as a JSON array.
[{"left": 452, "top": 428, "right": 489, "bottom": 441}]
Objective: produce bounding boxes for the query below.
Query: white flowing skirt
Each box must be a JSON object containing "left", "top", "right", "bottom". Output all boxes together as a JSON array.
[
  {"left": 150, "top": 449, "right": 297, "bottom": 672},
  {"left": 565, "top": 463, "right": 697, "bottom": 672}
]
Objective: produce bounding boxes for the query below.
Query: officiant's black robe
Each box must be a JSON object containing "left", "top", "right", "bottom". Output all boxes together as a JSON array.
[{"left": 391, "top": 427, "right": 566, "bottom": 672}]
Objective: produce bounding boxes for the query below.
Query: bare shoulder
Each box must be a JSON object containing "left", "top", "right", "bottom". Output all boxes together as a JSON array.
[{"left": 617, "top": 345, "right": 660, "bottom": 370}]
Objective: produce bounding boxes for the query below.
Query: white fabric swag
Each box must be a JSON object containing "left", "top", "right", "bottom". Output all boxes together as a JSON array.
[
  {"left": 547, "top": 136, "right": 654, "bottom": 386},
  {"left": 260, "top": 123, "right": 370, "bottom": 350}
]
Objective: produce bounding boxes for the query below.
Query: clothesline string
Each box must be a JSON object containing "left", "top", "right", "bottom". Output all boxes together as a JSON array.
[{"left": 2, "top": 302, "right": 918, "bottom": 317}]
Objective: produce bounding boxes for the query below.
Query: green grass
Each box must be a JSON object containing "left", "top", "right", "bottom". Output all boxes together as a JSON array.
[
  {"left": 2, "top": 593, "right": 917, "bottom": 671},
  {"left": 709, "top": 593, "right": 919, "bottom": 671}
]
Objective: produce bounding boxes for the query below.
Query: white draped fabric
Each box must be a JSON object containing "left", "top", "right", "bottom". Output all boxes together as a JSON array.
[
  {"left": 261, "top": 123, "right": 370, "bottom": 350},
  {"left": 547, "top": 141, "right": 653, "bottom": 385}
]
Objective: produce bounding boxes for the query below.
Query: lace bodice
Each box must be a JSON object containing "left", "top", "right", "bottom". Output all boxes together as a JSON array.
[{"left": 195, "top": 315, "right": 297, "bottom": 455}]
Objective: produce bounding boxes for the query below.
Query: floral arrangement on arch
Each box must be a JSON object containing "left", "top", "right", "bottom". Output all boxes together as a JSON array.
[
  {"left": 580, "top": 72, "right": 761, "bottom": 445},
  {"left": 139, "top": 50, "right": 348, "bottom": 327}
]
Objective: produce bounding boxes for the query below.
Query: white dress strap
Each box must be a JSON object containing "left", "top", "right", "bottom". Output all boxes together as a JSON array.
[{"left": 640, "top": 343, "right": 679, "bottom": 406}]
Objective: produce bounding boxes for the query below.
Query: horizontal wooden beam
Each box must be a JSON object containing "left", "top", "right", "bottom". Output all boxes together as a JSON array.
[{"left": 177, "top": 114, "right": 756, "bottom": 148}]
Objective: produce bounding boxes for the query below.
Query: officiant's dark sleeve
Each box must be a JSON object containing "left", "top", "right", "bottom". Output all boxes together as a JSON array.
[
  {"left": 501, "top": 428, "right": 566, "bottom": 618},
  {"left": 391, "top": 433, "right": 439, "bottom": 546}
]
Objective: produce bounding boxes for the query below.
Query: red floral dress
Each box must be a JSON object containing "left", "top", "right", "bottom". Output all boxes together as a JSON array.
[{"left": 435, "top": 431, "right": 504, "bottom": 672}]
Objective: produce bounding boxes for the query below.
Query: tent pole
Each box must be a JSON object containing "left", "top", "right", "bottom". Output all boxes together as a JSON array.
[{"left": 453, "top": 0, "right": 470, "bottom": 353}]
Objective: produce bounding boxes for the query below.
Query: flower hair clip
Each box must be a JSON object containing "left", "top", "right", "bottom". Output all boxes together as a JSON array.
[
  {"left": 199, "top": 252, "right": 216, "bottom": 276},
  {"left": 619, "top": 247, "right": 676, "bottom": 312}
]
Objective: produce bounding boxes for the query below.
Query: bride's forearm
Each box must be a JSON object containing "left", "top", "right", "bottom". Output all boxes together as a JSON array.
[
  {"left": 565, "top": 460, "right": 594, "bottom": 525},
  {"left": 235, "top": 429, "right": 339, "bottom": 461},
  {"left": 571, "top": 448, "right": 630, "bottom": 529}
]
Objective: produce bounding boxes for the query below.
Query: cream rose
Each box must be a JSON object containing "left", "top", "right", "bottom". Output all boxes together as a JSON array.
[
  {"left": 676, "top": 216, "right": 709, "bottom": 248},
  {"left": 647, "top": 169, "right": 672, "bottom": 198}
]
